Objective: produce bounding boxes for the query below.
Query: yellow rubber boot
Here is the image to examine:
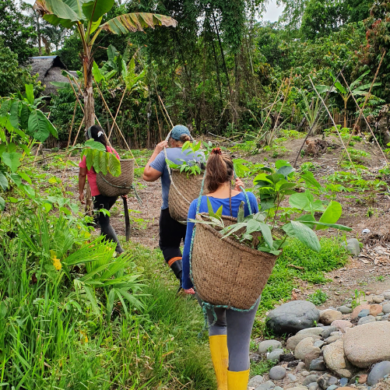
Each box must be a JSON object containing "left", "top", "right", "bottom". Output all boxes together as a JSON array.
[
  {"left": 227, "top": 369, "right": 250, "bottom": 390},
  {"left": 209, "top": 335, "right": 229, "bottom": 390}
]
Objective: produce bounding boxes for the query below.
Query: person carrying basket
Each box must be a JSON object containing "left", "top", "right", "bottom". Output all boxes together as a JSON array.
[
  {"left": 78, "top": 125, "right": 124, "bottom": 254},
  {"left": 181, "top": 148, "right": 259, "bottom": 390},
  {"left": 143, "top": 125, "right": 205, "bottom": 290}
]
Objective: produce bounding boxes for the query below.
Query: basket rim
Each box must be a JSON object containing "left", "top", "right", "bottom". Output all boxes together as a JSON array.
[
  {"left": 195, "top": 213, "right": 277, "bottom": 260},
  {"left": 119, "top": 159, "right": 135, "bottom": 162}
]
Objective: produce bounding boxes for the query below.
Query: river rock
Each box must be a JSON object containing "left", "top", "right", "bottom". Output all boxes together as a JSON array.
[
  {"left": 331, "top": 320, "right": 353, "bottom": 333},
  {"left": 267, "top": 301, "right": 320, "bottom": 335},
  {"left": 288, "top": 387, "right": 308, "bottom": 390},
  {"left": 373, "top": 295, "right": 384, "bottom": 303},
  {"left": 307, "top": 383, "right": 319, "bottom": 390},
  {"left": 358, "top": 309, "right": 370, "bottom": 318},
  {"left": 295, "top": 338, "right": 321, "bottom": 360},
  {"left": 288, "top": 374, "right": 297, "bottom": 382},
  {"left": 317, "top": 374, "right": 337, "bottom": 390},
  {"left": 351, "top": 304, "right": 371, "bottom": 320},
  {"left": 267, "top": 349, "right": 284, "bottom": 362},
  {"left": 259, "top": 340, "right": 282, "bottom": 353},
  {"left": 255, "top": 380, "right": 275, "bottom": 390},
  {"left": 382, "top": 303, "right": 390, "bottom": 314},
  {"left": 344, "top": 322, "right": 390, "bottom": 367},
  {"left": 369, "top": 304, "right": 383, "bottom": 316},
  {"left": 322, "top": 326, "right": 338, "bottom": 339},
  {"left": 338, "top": 306, "right": 353, "bottom": 314},
  {"left": 314, "top": 340, "right": 325, "bottom": 348},
  {"left": 297, "top": 327, "right": 324, "bottom": 336},
  {"left": 323, "top": 339, "right": 354, "bottom": 378},
  {"left": 303, "top": 375, "right": 320, "bottom": 386},
  {"left": 305, "top": 350, "right": 321, "bottom": 368},
  {"left": 325, "top": 333, "right": 342, "bottom": 344},
  {"left": 269, "top": 366, "right": 286, "bottom": 380},
  {"left": 248, "top": 375, "right": 264, "bottom": 388},
  {"left": 320, "top": 310, "right": 342, "bottom": 325},
  {"left": 310, "top": 357, "right": 326, "bottom": 371},
  {"left": 367, "top": 361, "right": 390, "bottom": 385},
  {"left": 358, "top": 315, "right": 375, "bottom": 325},
  {"left": 287, "top": 334, "right": 321, "bottom": 351},
  {"left": 343, "top": 238, "right": 361, "bottom": 256},
  {"left": 384, "top": 291, "right": 390, "bottom": 300}
]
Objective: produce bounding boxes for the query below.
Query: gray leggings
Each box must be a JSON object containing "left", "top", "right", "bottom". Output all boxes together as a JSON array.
[{"left": 200, "top": 296, "right": 260, "bottom": 372}]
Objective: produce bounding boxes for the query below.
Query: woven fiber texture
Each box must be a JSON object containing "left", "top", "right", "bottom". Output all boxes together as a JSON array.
[
  {"left": 96, "top": 159, "right": 134, "bottom": 197},
  {"left": 191, "top": 214, "right": 277, "bottom": 310},
  {"left": 168, "top": 170, "right": 204, "bottom": 222}
]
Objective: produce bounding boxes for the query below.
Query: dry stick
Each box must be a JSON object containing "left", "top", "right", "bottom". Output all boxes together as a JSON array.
[
  {"left": 343, "top": 51, "right": 386, "bottom": 148},
  {"left": 309, "top": 75, "right": 356, "bottom": 173},
  {"left": 158, "top": 95, "right": 174, "bottom": 127},
  {"left": 341, "top": 72, "right": 389, "bottom": 164},
  {"left": 255, "top": 80, "right": 284, "bottom": 143},
  {"left": 67, "top": 75, "right": 84, "bottom": 114},
  {"left": 293, "top": 65, "right": 346, "bottom": 167},
  {"left": 66, "top": 101, "right": 78, "bottom": 149},
  {"left": 108, "top": 86, "right": 127, "bottom": 141},
  {"left": 268, "top": 71, "right": 293, "bottom": 144},
  {"left": 154, "top": 104, "right": 163, "bottom": 142},
  {"left": 72, "top": 117, "right": 85, "bottom": 147},
  {"left": 94, "top": 82, "right": 139, "bottom": 167}
]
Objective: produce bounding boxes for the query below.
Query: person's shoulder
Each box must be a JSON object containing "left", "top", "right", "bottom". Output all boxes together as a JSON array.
[{"left": 246, "top": 191, "right": 257, "bottom": 201}]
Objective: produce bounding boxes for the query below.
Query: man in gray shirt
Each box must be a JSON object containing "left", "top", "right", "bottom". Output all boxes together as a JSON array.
[{"left": 143, "top": 125, "right": 204, "bottom": 290}]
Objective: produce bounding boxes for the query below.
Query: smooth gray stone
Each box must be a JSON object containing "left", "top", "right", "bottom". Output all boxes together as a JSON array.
[
  {"left": 340, "top": 377, "right": 348, "bottom": 386},
  {"left": 298, "top": 327, "right": 324, "bottom": 336},
  {"left": 269, "top": 366, "right": 286, "bottom": 380},
  {"left": 255, "top": 380, "right": 275, "bottom": 390},
  {"left": 358, "top": 315, "right": 376, "bottom": 325},
  {"left": 259, "top": 340, "right": 282, "bottom": 354},
  {"left": 303, "top": 375, "right": 320, "bottom": 386},
  {"left": 307, "top": 383, "right": 319, "bottom": 390},
  {"left": 248, "top": 375, "right": 264, "bottom": 388},
  {"left": 267, "top": 300, "right": 320, "bottom": 335},
  {"left": 310, "top": 357, "right": 326, "bottom": 371},
  {"left": 382, "top": 303, "right": 390, "bottom": 314},
  {"left": 338, "top": 305, "right": 353, "bottom": 314},
  {"left": 314, "top": 340, "right": 325, "bottom": 348},
  {"left": 288, "top": 374, "right": 297, "bottom": 382},
  {"left": 274, "top": 387, "right": 283, "bottom": 390},
  {"left": 343, "top": 238, "right": 361, "bottom": 256},
  {"left": 367, "top": 361, "right": 390, "bottom": 386},
  {"left": 358, "top": 309, "right": 370, "bottom": 318},
  {"left": 326, "top": 386, "right": 338, "bottom": 390},
  {"left": 322, "top": 326, "right": 338, "bottom": 339},
  {"left": 327, "top": 377, "right": 338, "bottom": 386},
  {"left": 267, "top": 349, "right": 284, "bottom": 361}
]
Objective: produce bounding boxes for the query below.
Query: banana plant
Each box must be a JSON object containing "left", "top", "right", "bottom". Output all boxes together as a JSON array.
[
  {"left": 317, "top": 71, "right": 381, "bottom": 128},
  {"left": 33, "top": 0, "right": 177, "bottom": 129}
]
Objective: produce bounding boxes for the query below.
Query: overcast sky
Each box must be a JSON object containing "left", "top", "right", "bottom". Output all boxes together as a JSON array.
[{"left": 22, "top": 0, "right": 284, "bottom": 22}]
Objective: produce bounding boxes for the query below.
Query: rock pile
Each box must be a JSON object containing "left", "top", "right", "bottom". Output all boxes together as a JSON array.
[{"left": 249, "top": 292, "right": 390, "bottom": 390}]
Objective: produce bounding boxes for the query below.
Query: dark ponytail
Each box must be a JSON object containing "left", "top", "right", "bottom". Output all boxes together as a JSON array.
[
  {"left": 87, "top": 125, "right": 108, "bottom": 147},
  {"left": 179, "top": 134, "right": 191, "bottom": 143}
]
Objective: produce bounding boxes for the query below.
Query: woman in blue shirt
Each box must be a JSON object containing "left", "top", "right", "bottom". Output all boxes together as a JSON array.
[{"left": 181, "top": 148, "right": 259, "bottom": 390}]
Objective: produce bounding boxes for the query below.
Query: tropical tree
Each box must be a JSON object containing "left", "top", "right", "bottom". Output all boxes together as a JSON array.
[
  {"left": 33, "top": 0, "right": 177, "bottom": 129},
  {"left": 317, "top": 71, "right": 380, "bottom": 128}
]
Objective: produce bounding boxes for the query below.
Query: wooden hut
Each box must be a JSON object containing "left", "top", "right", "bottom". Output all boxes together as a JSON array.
[{"left": 29, "top": 56, "right": 77, "bottom": 95}]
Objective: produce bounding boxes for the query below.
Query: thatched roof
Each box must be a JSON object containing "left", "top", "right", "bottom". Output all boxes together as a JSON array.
[{"left": 29, "top": 56, "right": 77, "bottom": 95}]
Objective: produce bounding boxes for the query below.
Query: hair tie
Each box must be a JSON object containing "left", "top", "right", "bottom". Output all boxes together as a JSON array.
[
  {"left": 212, "top": 147, "right": 222, "bottom": 155},
  {"left": 97, "top": 131, "right": 103, "bottom": 138}
]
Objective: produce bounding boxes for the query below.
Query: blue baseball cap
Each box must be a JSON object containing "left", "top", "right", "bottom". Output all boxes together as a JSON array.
[{"left": 171, "top": 125, "right": 191, "bottom": 141}]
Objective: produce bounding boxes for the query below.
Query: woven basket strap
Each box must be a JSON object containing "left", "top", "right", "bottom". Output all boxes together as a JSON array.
[
  {"left": 233, "top": 171, "right": 253, "bottom": 215},
  {"left": 99, "top": 174, "right": 132, "bottom": 190}
]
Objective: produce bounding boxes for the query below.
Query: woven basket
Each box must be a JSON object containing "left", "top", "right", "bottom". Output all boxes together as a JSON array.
[
  {"left": 191, "top": 214, "right": 277, "bottom": 310},
  {"left": 168, "top": 169, "right": 204, "bottom": 222},
  {"left": 96, "top": 159, "right": 134, "bottom": 197}
]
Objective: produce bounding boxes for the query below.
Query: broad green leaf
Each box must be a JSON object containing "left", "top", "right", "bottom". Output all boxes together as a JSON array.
[
  {"left": 107, "top": 153, "right": 121, "bottom": 176},
  {"left": 20, "top": 103, "right": 30, "bottom": 129},
  {"left": 28, "top": 110, "right": 58, "bottom": 141},
  {"left": 90, "top": 16, "right": 102, "bottom": 33},
  {"left": 215, "top": 205, "right": 223, "bottom": 218},
  {"left": 22, "top": 184, "right": 35, "bottom": 198},
  {"left": 275, "top": 160, "right": 291, "bottom": 169},
  {"left": 83, "top": 0, "right": 114, "bottom": 22},
  {"left": 18, "top": 172, "right": 32, "bottom": 185},
  {"left": 207, "top": 197, "right": 214, "bottom": 217},
  {"left": 246, "top": 220, "right": 273, "bottom": 249},
  {"left": 301, "top": 171, "right": 322, "bottom": 189},
  {"left": 10, "top": 173, "right": 22, "bottom": 187},
  {"left": 0, "top": 196, "right": 4, "bottom": 211},
  {"left": 334, "top": 81, "right": 347, "bottom": 95},
  {"left": 2, "top": 152, "right": 22, "bottom": 173},
  {"left": 36, "top": 0, "right": 84, "bottom": 21},
  {"left": 85, "top": 139, "right": 106, "bottom": 151},
  {"left": 10, "top": 101, "right": 19, "bottom": 129},
  {"left": 296, "top": 213, "right": 316, "bottom": 229},
  {"left": 92, "top": 61, "right": 104, "bottom": 83},
  {"left": 289, "top": 192, "right": 309, "bottom": 210},
  {"left": 99, "top": 12, "right": 177, "bottom": 35},
  {"left": 93, "top": 150, "right": 101, "bottom": 173},
  {"left": 99, "top": 149, "right": 107, "bottom": 175},
  {"left": 290, "top": 221, "right": 321, "bottom": 252},
  {"left": 107, "top": 44, "right": 119, "bottom": 61},
  {"left": 237, "top": 201, "right": 245, "bottom": 222},
  {"left": 260, "top": 200, "right": 275, "bottom": 211},
  {"left": 301, "top": 221, "right": 352, "bottom": 231},
  {"left": 25, "top": 84, "right": 34, "bottom": 105},
  {"left": 277, "top": 165, "right": 294, "bottom": 178},
  {"left": 317, "top": 201, "right": 342, "bottom": 230},
  {"left": 0, "top": 172, "right": 8, "bottom": 190},
  {"left": 86, "top": 149, "right": 95, "bottom": 170},
  {"left": 254, "top": 173, "right": 273, "bottom": 186}
]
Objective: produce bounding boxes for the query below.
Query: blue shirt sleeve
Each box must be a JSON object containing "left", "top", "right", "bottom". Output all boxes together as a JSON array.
[
  {"left": 150, "top": 151, "right": 166, "bottom": 173},
  {"left": 246, "top": 192, "right": 259, "bottom": 216},
  {"left": 181, "top": 199, "right": 198, "bottom": 290}
]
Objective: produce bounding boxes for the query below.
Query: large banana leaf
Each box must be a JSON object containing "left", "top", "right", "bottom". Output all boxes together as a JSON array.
[
  {"left": 34, "top": 0, "right": 85, "bottom": 26},
  {"left": 83, "top": 0, "right": 114, "bottom": 22},
  {"left": 99, "top": 13, "right": 177, "bottom": 34}
]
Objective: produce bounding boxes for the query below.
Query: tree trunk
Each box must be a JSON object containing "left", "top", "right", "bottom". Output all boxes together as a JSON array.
[{"left": 37, "top": 17, "right": 42, "bottom": 56}]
